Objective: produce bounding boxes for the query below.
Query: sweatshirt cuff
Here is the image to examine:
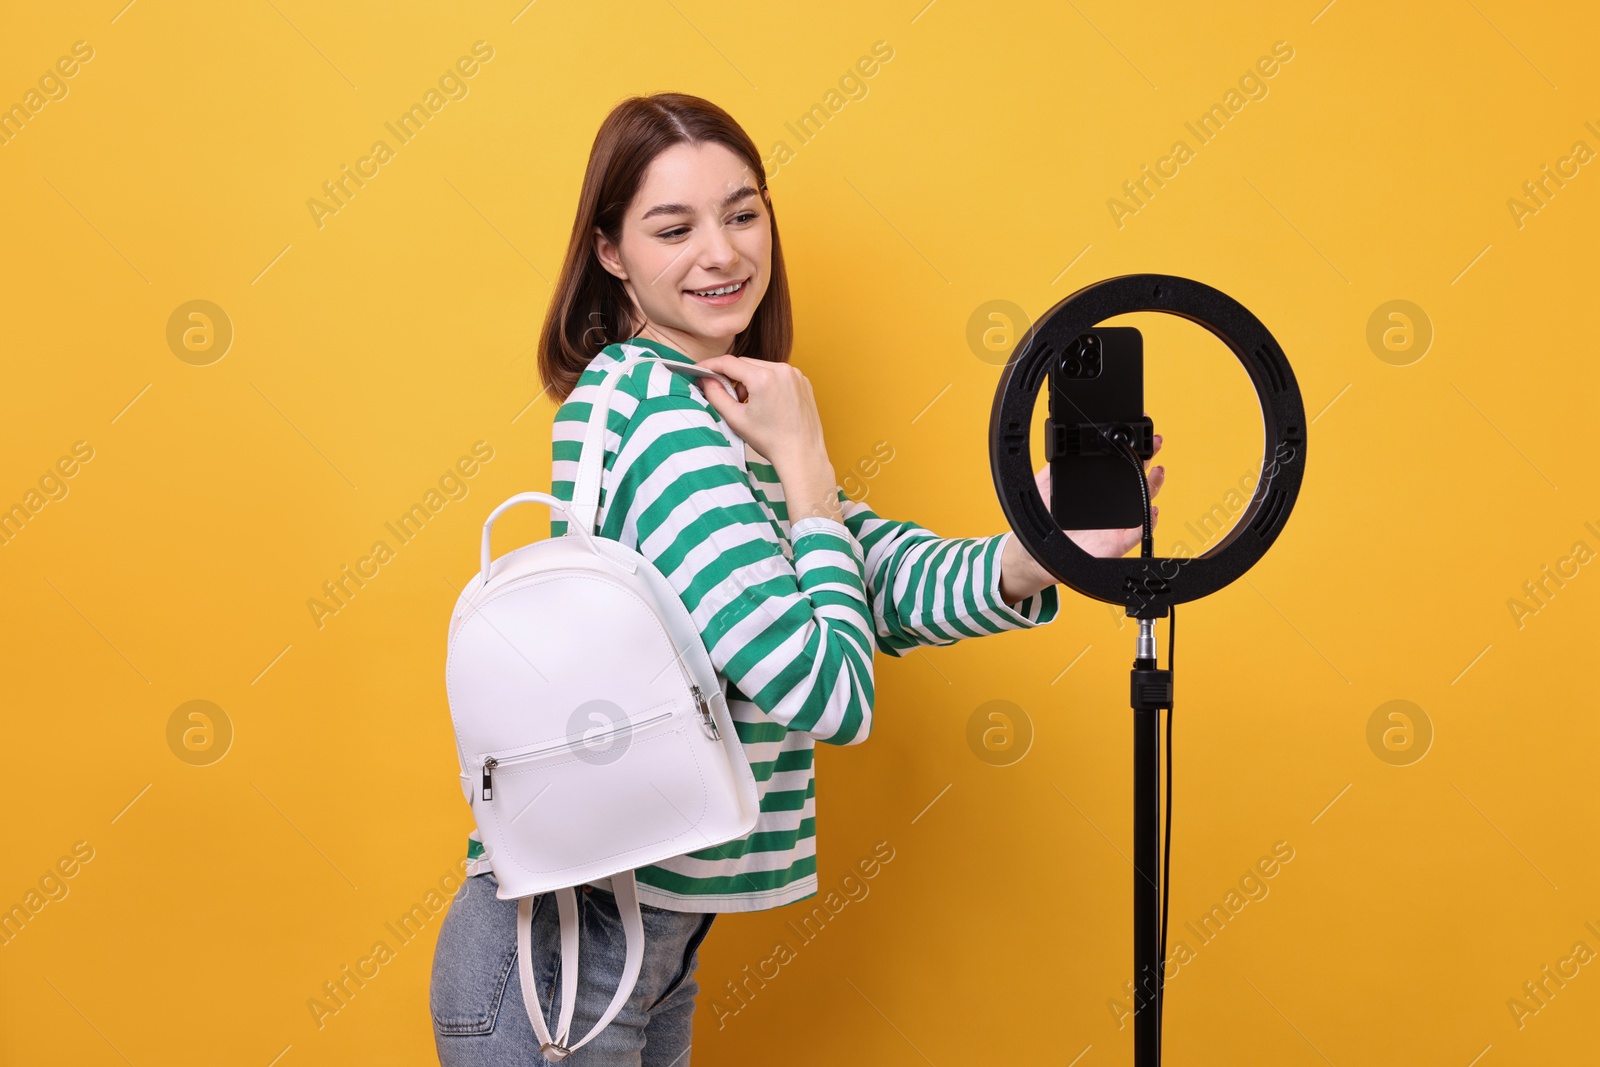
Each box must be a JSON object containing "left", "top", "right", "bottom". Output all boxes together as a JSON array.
[{"left": 985, "top": 532, "right": 1061, "bottom": 629}]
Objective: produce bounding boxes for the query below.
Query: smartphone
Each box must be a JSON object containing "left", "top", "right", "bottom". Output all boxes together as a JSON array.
[{"left": 1046, "top": 326, "right": 1150, "bottom": 530}]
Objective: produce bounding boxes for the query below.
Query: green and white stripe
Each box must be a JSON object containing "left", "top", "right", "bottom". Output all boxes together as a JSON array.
[{"left": 465, "top": 337, "right": 1059, "bottom": 912}]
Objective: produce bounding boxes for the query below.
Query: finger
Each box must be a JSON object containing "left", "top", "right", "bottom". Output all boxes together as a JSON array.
[
  {"left": 1148, "top": 465, "right": 1165, "bottom": 497},
  {"left": 698, "top": 354, "right": 755, "bottom": 384},
  {"left": 698, "top": 359, "right": 752, "bottom": 401},
  {"left": 700, "top": 377, "right": 731, "bottom": 410}
]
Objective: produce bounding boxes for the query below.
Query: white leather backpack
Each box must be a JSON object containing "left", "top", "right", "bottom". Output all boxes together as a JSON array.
[{"left": 445, "top": 352, "right": 761, "bottom": 1061}]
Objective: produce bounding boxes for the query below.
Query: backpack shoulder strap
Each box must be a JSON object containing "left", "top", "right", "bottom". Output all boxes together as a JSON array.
[
  {"left": 516, "top": 870, "right": 646, "bottom": 1061},
  {"left": 570, "top": 351, "right": 746, "bottom": 535}
]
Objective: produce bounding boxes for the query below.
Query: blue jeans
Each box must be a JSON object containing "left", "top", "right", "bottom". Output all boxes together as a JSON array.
[{"left": 431, "top": 872, "right": 718, "bottom": 1066}]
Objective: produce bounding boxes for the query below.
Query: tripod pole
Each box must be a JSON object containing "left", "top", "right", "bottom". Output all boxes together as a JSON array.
[{"left": 1131, "top": 615, "right": 1173, "bottom": 1065}]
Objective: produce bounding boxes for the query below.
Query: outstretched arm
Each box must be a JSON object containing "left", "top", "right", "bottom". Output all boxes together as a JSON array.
[
  {"left": 833, "top": 490, "right": 1061, "bottom": 659},
  {"left": 998, "top": 530, "right": 1058, "bottom": 606},
  {"left": 832, "top": 433, "right": 1167, "bottom": 657}
]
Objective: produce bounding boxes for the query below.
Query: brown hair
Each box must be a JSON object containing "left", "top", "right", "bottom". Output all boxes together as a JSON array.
[{"left": 537, "top": 93, "right": 794, "bottom": 403}]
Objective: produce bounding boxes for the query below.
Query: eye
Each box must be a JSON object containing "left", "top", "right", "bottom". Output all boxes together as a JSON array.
[
  {"left": 657, "top": 226, "right": 689, "bottom": 239},
  {"left": 731, "top": 211, "right": 758, "bottom": 224}
]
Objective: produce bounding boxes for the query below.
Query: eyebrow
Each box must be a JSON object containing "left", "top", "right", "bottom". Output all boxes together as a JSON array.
[{"left": 640, "top": 185, "right": 760, "bottom": 221}]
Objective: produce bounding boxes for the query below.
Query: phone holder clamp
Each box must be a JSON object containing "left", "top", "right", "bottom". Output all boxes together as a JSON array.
[{"left": 1044, "top": 416, "right": 1156, "bottom": 461}]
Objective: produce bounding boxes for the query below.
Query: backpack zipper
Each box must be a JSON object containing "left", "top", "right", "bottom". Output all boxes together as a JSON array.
[
  {"left": 481, "top": 708, "right": 675, "bottom": 801},
  {"left": 690, "top": 684, "right": 718, "bottom": 740},
  {"left": 667, "top": 652, "right": 720, "bottom": 741}
]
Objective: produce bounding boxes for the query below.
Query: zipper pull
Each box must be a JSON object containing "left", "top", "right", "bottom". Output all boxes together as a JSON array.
[
  {"left": 693, "top": 685, "right": 719, "bottom": 740},
  {"left": 482, "top": 757, "right": 497, "bottom": 801}
]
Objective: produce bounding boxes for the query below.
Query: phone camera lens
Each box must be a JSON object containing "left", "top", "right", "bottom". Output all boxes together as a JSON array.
[{"left": 1065, "top": 358, "right": 1082, "bottom": 376}]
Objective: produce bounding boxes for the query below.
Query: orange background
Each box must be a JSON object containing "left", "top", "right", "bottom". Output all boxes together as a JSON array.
[{"left": 1, "top": 1, "right": 1595, "bottom": 1064}]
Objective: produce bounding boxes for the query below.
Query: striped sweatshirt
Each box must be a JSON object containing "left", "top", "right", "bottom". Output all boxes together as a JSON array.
[{"left": 465, "top": 337, "right": 1060, "bottom": 912}]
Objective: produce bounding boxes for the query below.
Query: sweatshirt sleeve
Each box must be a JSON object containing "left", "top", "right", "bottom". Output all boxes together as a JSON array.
[
  {"left": 591, "top": 365, "right": 876, "bottom": 746},
  {"left": 836, "top": 491, "right": 1061, "bottom": 659}
]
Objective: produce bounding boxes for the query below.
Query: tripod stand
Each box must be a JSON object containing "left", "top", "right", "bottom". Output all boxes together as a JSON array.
[
  {"left": 1130, "top": 610, "right": 1174, "bottom": 1064},
  {"left": 1104, "top": 430, "right": 1176, "bottom": 1066},
  {"left": 989, "top": 272, "right": 1307, "bottom": 1067}
]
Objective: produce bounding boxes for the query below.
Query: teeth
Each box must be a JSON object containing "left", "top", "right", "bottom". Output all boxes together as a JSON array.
[{"left": 691, "top": 281, "right": 742, "bottom": 297}]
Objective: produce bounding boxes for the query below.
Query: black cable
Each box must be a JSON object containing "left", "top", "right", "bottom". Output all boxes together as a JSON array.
[
  {"left": 1161, "top": 606, "right": 1173, "bottom": 996},
  {"left": 1109, "top": 430, "right": 1155, "bottom": 560}
]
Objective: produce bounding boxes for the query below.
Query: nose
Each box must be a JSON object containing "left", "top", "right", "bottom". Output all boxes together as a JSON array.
[{"left": 697, "top": 219, "right": 740, "bottom": 272}]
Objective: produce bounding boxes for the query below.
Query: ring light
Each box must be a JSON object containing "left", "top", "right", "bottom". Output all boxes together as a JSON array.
[{"left": 989, "top": 273, "right": 1307, "bottom": 617}]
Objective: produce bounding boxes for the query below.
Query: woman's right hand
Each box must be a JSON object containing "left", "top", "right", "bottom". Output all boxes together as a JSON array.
[{"left": 695, "top": 355, "right": 831, "bottom": 475}]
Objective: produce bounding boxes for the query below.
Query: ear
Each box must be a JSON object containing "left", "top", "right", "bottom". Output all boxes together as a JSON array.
[{"left": 593, "top": 226, "right": 627, "bottom": 281}]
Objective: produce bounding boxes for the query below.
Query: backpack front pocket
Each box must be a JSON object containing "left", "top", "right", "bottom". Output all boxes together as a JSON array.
[
  {"left": 474, "top": 702, "right": 715, "bottom": 883},
  {"left": 479, "top": 707, "right": 675, "bottom": 801}
]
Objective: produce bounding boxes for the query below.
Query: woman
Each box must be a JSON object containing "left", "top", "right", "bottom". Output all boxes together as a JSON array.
[{"left": 430, "top": 92, "right": 1165, "bottom": 1066}]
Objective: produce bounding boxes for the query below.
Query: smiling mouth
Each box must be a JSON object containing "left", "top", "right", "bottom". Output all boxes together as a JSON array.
[{"left": 685, "top": 278, "right": 749, "bottom": 298}]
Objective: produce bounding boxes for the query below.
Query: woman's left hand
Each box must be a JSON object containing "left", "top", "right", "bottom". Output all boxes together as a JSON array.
[{"left": 1035, "top": 431, "right": 1165, "bottom": 559}]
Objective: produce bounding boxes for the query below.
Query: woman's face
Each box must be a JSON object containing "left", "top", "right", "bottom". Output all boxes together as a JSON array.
[{"left": 593, "top": 141, "right": 772, "bottom": 363}]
